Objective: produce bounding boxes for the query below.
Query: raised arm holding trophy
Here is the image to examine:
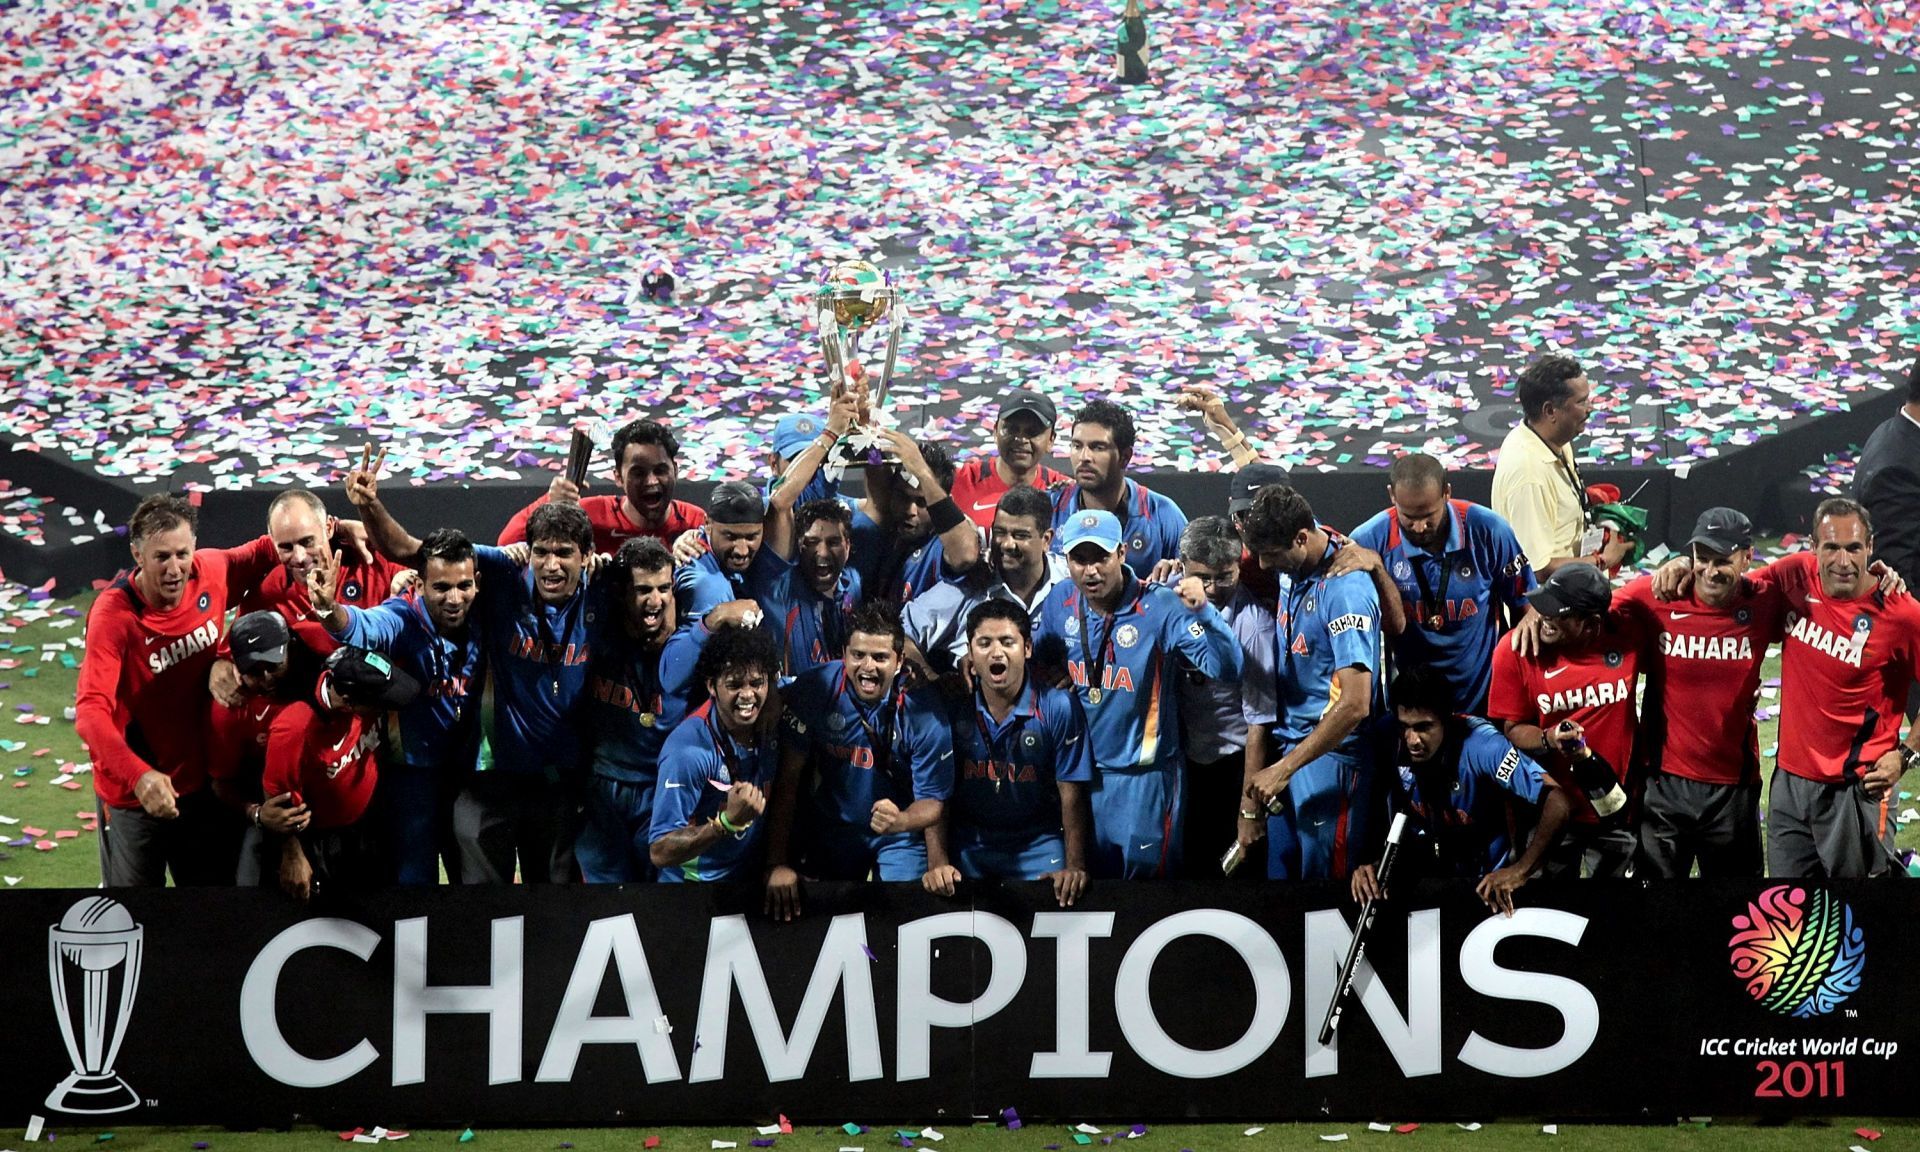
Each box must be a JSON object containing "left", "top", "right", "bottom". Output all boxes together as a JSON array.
[{"left": 813, "top": 258, "right": 908, "bottom": 479}]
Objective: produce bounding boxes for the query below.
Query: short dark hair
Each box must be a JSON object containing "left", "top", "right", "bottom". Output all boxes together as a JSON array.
[
  {"left": 918, "top": 440, "right": 957, "bottom": 492},
  {"left": 1179, "top": 516, "right": 1242, "bottom": 570},
  {"left": 846, "top": 600, "right": 905, "bottom": 653},
  {"left": 965, "top": 598, "right": 1031, "bottom": 642},
  {"left": 695, "top": 623, "right": 780, "bottom": 686},
  {"left": 526, "top": 502, "right": 594, "bottom": 553},
  {"left": 610, "top": 537, "right": 674, "bottom": 601},
  {"left": 1387, "top": 453, "right": 1446, "bottom": 494},
  {"left": 1391, "top": 666, "right": 1453, "bottom": 718},
  {"left": 995, "top": 485, "right": 1053, "bottom": 530},
  {"left": 1239, "top": 486, "right": 1315, "bottom": 553},
  {"left": 611, "top": 419, "right": 680, "bottom": 470},
  {"left": 1515, "top": 355, "right": 1585, "bottom": 421},
  {"left": 129, "top": 494, "right": 196, "bottom": 545},
  {"left": 1073, "top": 399, "right": 1136, "bottom": 460},
  {"left": 416, "top": 528, "right": 475, "bottom": 574},
  {"left": 1814, "top": 497, "right": 1873, "bottom": 537},
  {"left": 795, "top": 498, "right": 853, "bottom": 541}
]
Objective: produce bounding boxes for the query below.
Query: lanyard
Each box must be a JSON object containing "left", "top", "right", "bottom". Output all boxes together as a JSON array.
[
  {"left": 1076, "top": 584, "right": 1139, "bottom": 703},
  {"left": 971, "top": 679, "right": 1040, "bottom": 788},
  {"left": 532, "top": 583, "right": 585, "bottom": 699},
  {"left": 1279, "top": 542, "right": 1336, "bottom": 663},
  {"left": 1530, "top": 426, "right": 1590, "bottom": 519},
  {"left": 846, "top": 678, "right": 902, "bottom": 792},
  {"left": 1404, "top": 510, "right": 1455, "bottom": 631}
]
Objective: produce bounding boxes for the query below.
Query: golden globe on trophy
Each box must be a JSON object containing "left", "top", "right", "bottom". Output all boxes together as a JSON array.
[{"left": 813, "top": 258, "right": 905, "bottom": 468}]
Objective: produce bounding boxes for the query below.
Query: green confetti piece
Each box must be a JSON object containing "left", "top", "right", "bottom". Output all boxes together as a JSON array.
[
  {"left": 460, "top": 1131, "right": 476, "bottom": 1144},
  {"left": 842, "top": 1124, "right": 864, "bottom": 1136}
]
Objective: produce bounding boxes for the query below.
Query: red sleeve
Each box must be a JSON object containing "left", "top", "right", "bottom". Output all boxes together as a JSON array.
[
  {"left": 1613, "top": 574, "right": 1657, "bottom": 627},
  {"left": 498, "top": 495, "right": 549, "bottom": 545},
  {"left": 1485, "top": 642, "right": 1534, "bottom": 726},
  {"left": 1749, "top": 549, "right": 1816, "bottom": 598},
  {"left": 221, "top": 535, "right": 281, "bottom": 600},
  {"left": 262, "top": 702, "right": 316, "bottom": 800},
  {"left": 74, "top": 593, "right": 152, "bottom": 792},
  {"left": 207, "top": 701, "right": 255, "bottom": 782}
]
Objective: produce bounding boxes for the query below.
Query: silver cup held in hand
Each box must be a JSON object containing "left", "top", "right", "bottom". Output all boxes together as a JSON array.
[{"left": 813, "top": 259, "right": 906, "bottom": 466}]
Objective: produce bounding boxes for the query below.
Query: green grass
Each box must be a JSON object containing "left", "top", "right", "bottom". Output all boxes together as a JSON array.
[{"left": 21, "top": 1119, "right": 1920, "bottom": 1152}]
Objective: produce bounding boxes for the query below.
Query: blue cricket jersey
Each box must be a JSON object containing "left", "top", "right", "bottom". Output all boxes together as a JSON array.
[
  {"left": 848, "top": 501, "right": 963, "bottom": 604},
  {"left": 648, "top": 702, "right": 781, "bottom": 882},
  {"left": 1049, "top": 479, "right": 1189, "bottom": 571},
  {"left": 472, "top": 545, "right": 603, "bottom": 778},
  {"left": 584, "top": 618, "right": 711, "bottom": 783},
  {"left": 1034, "top": 570, "right": 1243, "bottom": 774},
  {"left": 1272, "top": 534, "right": 1385, "bottom": 754},
  {"left": 674, "top": 541, "right": 783, "bottom": 624},
  {"left": 331, "top": 595, "right": 485, "bottom": 773},
  {"left": 748, "top": 552, "right": 863, "bottom": 680},
  {"left": 1350, "top": 500, "right": 1535, "bottom": 712},
  {"left": 780, "top": 662, "right": 955, "bottom": 830},
  {"left": 947, "top": 677, "right": 1093, "bottom": 849},
  {"left": 1395, "top": 716, "right": 1547, "bottom": 877}
]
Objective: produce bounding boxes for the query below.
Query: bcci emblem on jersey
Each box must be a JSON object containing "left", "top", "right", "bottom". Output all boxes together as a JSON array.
[{"left": 1115, "top": 625, "right": 1140, "bottom": 649}]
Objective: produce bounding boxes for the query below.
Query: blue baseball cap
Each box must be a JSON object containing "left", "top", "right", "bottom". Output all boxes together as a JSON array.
[
  {"left": 772, "top": 414, "right": 824, "bottom": 459},
  {"left": 1061, "top": 509, "right": 1124, "bottom": 555}
]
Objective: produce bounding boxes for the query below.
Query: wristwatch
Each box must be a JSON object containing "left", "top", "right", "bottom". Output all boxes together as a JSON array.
[{"left": 1901, "top": 745, "right": 1920, "bottom": 773}]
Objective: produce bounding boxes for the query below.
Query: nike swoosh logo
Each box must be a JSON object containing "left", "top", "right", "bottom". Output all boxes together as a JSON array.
[
  {"left": 1544, "top": 667, "right": 1569, "bottom": 679},
  {"left": 144, "top": 635, "right": 161, "bottom": 646},
  {"left": 662, "top": 781, "right": 685, "bottom": 789},
  {"left": 939, "top": 751, "right": 953, "bottom": 760},
  {"left": 971, "top": 500, "right": 1000, "bottom": 511},
  {"left": 1670, "top": 612, "right": 1693, "bottom": 620},
  {"left": 1138, "top": 841, "right": 1155, "bottom": 849},
  {"left": 332, "top": 733, "right": 352, "bottom": 751}
]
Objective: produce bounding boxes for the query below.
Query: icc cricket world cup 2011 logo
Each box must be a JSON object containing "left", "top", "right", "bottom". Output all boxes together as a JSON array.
[{"left": 46, "top": 896, "right": 145, "bottom": 1114}]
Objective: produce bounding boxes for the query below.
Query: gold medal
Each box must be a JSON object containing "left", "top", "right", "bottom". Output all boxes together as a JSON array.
[
  {"left": 640, "top": 712, "right": 656, "bottom": 728},
  {"left": 1427, "top": 614, "right": 1445, "bottom": 630},
  {"left": 1088, "top": 687, "right": 1103, "bottom": 705}
]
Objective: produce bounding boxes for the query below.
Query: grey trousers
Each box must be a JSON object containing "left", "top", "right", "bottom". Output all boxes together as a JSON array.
[
  {"left": 97, "top": 790, "right": 241, "bottom": 888},
  {"left": 1766, "top": 767, "right": 1905, "bottom": 879},
  {"left": 452, "top": 772, "right": 580, "bottom": 885},
  {"left": 1637, "top": 774, "right": 1762, "bottom": 879}
]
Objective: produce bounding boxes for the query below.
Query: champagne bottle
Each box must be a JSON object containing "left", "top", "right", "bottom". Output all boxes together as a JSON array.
[{"left": 1556, "top": 721, "right": 1627, "bottom": 822}]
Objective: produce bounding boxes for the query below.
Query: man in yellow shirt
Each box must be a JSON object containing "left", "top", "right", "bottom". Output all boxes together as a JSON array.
[{"left": 1491, "top": 355, "right": 1631, "bottom": 577}]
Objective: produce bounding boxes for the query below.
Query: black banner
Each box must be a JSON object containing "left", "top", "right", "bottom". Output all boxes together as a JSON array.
[{"left": 4, "top": 880, "right": 1911, "bottom": 1126}]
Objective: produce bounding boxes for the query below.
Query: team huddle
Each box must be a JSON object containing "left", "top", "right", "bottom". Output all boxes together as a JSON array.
[{"left": 73, "top": 358, "right": 1920, "bottom": 911}]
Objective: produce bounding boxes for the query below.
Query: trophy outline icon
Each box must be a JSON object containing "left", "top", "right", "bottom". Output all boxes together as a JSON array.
[{"left": 46, "top": 896, "right": 145, "bottom": 1114}]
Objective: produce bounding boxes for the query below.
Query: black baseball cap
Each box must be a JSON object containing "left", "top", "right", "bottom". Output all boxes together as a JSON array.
[
  {"left": 1526, "top": 562, "right": 1613, "bottom": 619},
  {"left": 1228, "top": 462, "right": 1292, "bottom": 514},
  {"left": 997, "top": 388, "right": 1057, "bottom": 429},
  {"left": 1687, "top": 507, "right": 1753, "bottom": 555},
  {"left": 708, "top": 480, "right": 767, "bottom": 526},
  {"left": 324, "top": 645, "right": 421, "bottom": 710},
  {"left": 230, "top": 611, "right": 290, "bottom": 674}
]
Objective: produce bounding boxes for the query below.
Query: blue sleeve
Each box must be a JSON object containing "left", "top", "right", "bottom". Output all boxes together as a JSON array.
[
  {"left": 1319, "top": 573, "right": 1382, "bottom": 675},
  {"left": 1468, "top": 724, "right": 1545, "bottom": 805},
  {"left": 334, "top": 598, "right": 411, "bottom": 650},
  {"left": 1033, "top": 591, "right": 1069, "bottom": 669},
  {"left": 1156, "top": 499, "right": 1189, "bottom": 565},
  {"left": 744, "top": 545, "right": 792, "bottom": 602},
  {"left": 777, "top": 670, "right": 826, "bottom": 755},
  {"left": 1165, "top": 596, "right": 1243, "bottom": 679},
  {"left": 905, "top": 695, "right": 955, "bottom": 802},
  {"left": 473, "top": 545, "right": 521, "bottom": 582},
  {"left": 1053, "top": 693, "right": 1094, "bottom": 784},
  {"left": 1482, "top": 512, "right": 1538, "bottom": 608},
  {"left": 649, "top": 736, "right": 712, "bottom": 845},
  {"left": 678, "top": 566, "right": 732, "bottom": 623},
  {"left": 660, "top": 622, "right": 712, "bottom": 702}
]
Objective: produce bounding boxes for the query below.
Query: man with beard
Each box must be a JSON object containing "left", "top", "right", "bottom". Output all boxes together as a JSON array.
[
  {"left": 924, "top": 600, "right": 1093, "bottom": 907},
  {"left": 759, "top": 499, "right": 862, "bottom": 679},
  {"left": 1239, "top": 486, "right": 1387, "bottom": 881},
  {"left": 1765, "top": 499, "right": 1920, "bottom": 877},
  {"left": 77, "top": 494, "right": 281, "bottom": 887},
  {"left": 902, "top": 484, "right": 1068, "bottom": 681},
  {"left": 1348, "top": 453, "right": 1535, "bottom": 714},
  {"left": 1034, "top": 509, "right": 1242, "bottom": 878},
  {"left": 950, "top": 388, "right": 1070, "bottom": 531},
  {"left": 1361, "top": 667, "right": 1572, "bottom": 917},
  {"left": 209, "top": 483, "right": 408, "bottom": 706},
  {"left": 500, "top": 418, "right": 707, "bottom": 553},
  {"left": 313, "top": 528, "right": 488, "bottom": 885},
  {"left": 1487, "top": 563, "right": 1647, "bottom": 878},
  {"left": 764, "top": 602, "right": 955, "bottom": 916},
  {"left": 649, "top": 626, "right": 783, "bottom": 882},
  {"left": 1049, "top": 400, "right": 1188, "bottom": 572},
  {"left": 578, "top": 537, "right": 762, "bottom": 882},
  {"left": 347, "top": 454, "right": 603, "bottom": 884}
]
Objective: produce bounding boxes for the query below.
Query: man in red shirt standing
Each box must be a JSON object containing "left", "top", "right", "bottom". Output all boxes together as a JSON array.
[
  {"left": 1769, "top": 498, "right": 1920, "bottom": 878},
  {"left": 1615, "top": 508, "right": 1783, "bottom": 878},
  {"left": 76, "top": 494, "right": 280, "bottom": 886},
  {"left": 1488, "top": 563, "right": 1647, "bottom": 877},
  {"left": 499, "top": 419, "right": 707, "bottom": 553},
  {"left": 266, "top": 645, "right": 421, "bottom": 901},
  {"left": 211, "top": 488, "right": 410, "bottom": 704},
  {"left": 950, "top": 389, "right": 1069, "bottom": 531}
]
